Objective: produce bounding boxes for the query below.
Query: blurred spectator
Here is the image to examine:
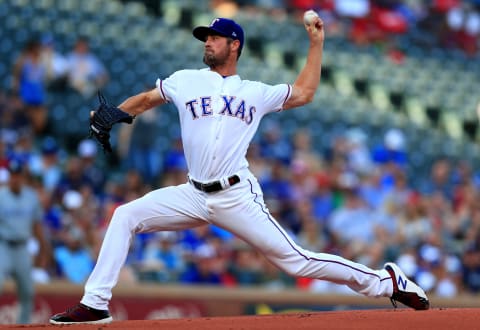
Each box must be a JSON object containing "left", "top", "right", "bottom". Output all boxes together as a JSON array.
[
  {"left": 246, "top": 141, "right": 270, "bottom": 182},
  {"left": 0, "top": 90, "right": 30, "bottom": 142},
  {"left": 380, "top": 169, "right": 412, "bottom": 218},
  {"left": 124, "top": 169, "right": 152, "bottom": 200},
  {"left": 229, "top": 241, "right": 264, "bottom": 286},
  {"left": 335, "top": 0, "right": 370, "bottom": 18},
  {"left": 288, "top": 0, "right": 323, "bottom": 12},
  {"left": 295, "top": 200, "right": 326, "bottom": 252},
  {"left": 54, "top": 188, "right": 98, "bottom": 284},
  {"left": 77, "top": 139, "right": 106, "bottom": 195},
  {"left": 54, "top": 224, "right": 94, "bottom": 284},
  {"left": 54, "top": 156, "right": 93, "bottom": 201},
  {"left": 327, "top": 171, "right": 377, "bottom": 261},
  {"left": 311, "top": 171, "right": 335, "bottom": 225},
  {"left": 422, "top": 158, "right": 455, "bottom": 201},
  {"left": 40, "top": 34, "right": 69, "bottom": 91},
  {"left": 290, "top": 157, "right": 317, "bottom": 203},
  {"left": 211, "top": 0, "right": 240, "bottom": 17},
  {"left": 11, "top": 38, "right": 48, "bottom": 135},
  {"left": 76, "top": 186, "right": 103, "bottom": 248},
  {"left": 259, "top": 120, "right": 292, "bottom": 165},
  {"left": 338, "top": 0, "right": 386, "bottom": 45},
  {"left": 179, "top": 226, "right": 217, "bottom": 256},
  {"left": 29, "top": 136, "right": 63, "bottom": 192},
  {"left": 425, "top": 190, "right": 456, "bottom": 245},
  {"left": 138, "top": 231, "right": 185, "bottom": 283},
  {"left": 462, "top": 231, "right": 480, "bottom": 292},
  {"left": 9, "top": 128, "right": 36, "bottom": 167},
  {"left": 358, "top": 166, "right": 391, "bottom": 210},
  {"left": 291, "top": 129, "right": 324, "bottom": 173},
  {"left": 373, "top": 128, "right": 407, "bottom": 167},
  {"left": 434, "top": 253, "right": 462, "bottom": 297},
  {"left": 445, "top": 2, "right": 480, "bottom": 56},
  {"left": 117, "top": 102, "right": 163, "bottom": 185},
  {"left": 372, "top": 128, "right": 408, "bottom": 190},
  {"left": 395, "top": 191, "right": 434, "bottom": 249},
  {"left": 445, "top": 180, "right": 479, "bottom": 254},
  {"left": 344, "top": 127, "right": 374, "bottom": 176},
  {"left": 160, "top": 137, "right": 188, "bottom": 187},
  {"left": 66, "top": 36, "right": 108, "bottom": 98},
  {"left": 0, "top": 159, "right": 48, "bottom": 324},
  {"left": 38, "top": 186, "right": 63, "bottom": 248},
  {"left": 260, "top": 159, "right": 294, "bottom": 203},
  {"left": 180, "top": 241, "right": 234, "bottom": 285}
]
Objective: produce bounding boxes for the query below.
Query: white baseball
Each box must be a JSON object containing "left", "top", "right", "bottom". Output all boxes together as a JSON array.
[{"left": 303, "top": 10, "right": 318, "bottom": 26}]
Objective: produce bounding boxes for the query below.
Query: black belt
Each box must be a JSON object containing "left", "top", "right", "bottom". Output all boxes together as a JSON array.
[{"left": 190, "top": 175, "right": 240, "bottom": 193}]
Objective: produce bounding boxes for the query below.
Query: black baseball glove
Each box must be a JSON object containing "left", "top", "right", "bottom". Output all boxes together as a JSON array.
[{"left": 89, "top": 92, "right": 135, "bottom": 153}]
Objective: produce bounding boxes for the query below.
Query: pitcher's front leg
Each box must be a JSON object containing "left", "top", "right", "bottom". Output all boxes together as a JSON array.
[{"left": 82, "top": 184, "right": 208, "bottom": 309}]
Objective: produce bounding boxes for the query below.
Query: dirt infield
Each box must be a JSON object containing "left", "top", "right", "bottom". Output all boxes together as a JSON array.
[{"left": 1, "top": 308, "right": 478, "bottom": 329}]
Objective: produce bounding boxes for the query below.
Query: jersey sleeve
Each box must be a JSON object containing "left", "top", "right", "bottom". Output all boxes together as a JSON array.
[
  {"left": 262, "top": 83, "right": 292, "bottom": 113},
  {"left": 156, "top": 71, "right": 180, "bottom": 103}
]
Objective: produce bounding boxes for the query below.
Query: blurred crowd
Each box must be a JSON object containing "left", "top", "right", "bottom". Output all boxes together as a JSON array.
[
  {"left": 2, "top": 76, "right": 480, "bottom": 298},
  {"left": 1, "top": 0, "right": 480, "bottom": 304},
  {"left": 207, "top": 0, "right": 480, "bottom": 57},
  {"left": 9, "top": 34, "right": 108, "bottom": 136}
]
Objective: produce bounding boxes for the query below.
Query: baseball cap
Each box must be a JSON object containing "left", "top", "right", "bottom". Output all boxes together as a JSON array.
[{"left": 193, "top": 18, "right": 244, "bottom": 51}]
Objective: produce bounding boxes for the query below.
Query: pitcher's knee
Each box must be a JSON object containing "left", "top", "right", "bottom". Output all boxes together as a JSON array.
[{"left": 110, "top": 204, "right": 137, "bottom": 229}]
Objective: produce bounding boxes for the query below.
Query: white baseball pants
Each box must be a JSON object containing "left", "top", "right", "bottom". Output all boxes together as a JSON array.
[{"left": 81, "top": 170, "right": 393, "bottom": 310}]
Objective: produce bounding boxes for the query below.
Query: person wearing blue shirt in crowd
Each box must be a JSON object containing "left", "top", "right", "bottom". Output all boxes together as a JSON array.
[{"left": 12, "top": 39, "right": 48, "bottom": 134}]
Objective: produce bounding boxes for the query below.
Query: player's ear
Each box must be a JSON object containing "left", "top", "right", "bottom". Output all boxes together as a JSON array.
[
  {"left": 231, "top": 39, "right": 242, "bottom": 60},
  {"left": 228, "top": 39, "right": 240, "bottom": 50}
]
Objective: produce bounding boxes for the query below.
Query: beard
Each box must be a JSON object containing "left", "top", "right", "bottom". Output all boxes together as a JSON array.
[{"left": 203, "top": 46, "right": 231, "bottom": 68}]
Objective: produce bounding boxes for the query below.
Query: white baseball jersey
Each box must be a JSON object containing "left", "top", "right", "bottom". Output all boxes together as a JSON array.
[
  {"left": 81, "top": 68, "right": 395, "bottom": 311},
  {"left": 157, "top": 68, "right": 291, "bottom": 181}
]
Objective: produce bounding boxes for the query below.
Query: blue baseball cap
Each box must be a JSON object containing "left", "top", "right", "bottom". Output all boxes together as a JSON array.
[{"left": 193, "top": 18, "right": 244, "bottom": 51}]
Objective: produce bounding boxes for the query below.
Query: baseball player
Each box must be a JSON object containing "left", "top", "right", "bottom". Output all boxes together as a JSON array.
[
  {"left": 50, "top": 15, "right": 429, "bottom": 325},
  {"left": 0, "top": 160, "right": 47, "bottom": 324}
]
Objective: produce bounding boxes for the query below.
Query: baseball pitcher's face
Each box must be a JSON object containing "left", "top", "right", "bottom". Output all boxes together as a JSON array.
[{"left": 203, "top": 35, "right": 234, "bottom": 68}]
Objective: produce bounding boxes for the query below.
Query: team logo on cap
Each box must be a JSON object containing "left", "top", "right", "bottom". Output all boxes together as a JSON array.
[{"left": 210, "top": 18, "right": 219, "bottom": 26}]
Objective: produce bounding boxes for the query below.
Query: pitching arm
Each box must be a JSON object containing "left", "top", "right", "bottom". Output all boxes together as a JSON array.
[
  {"left": 117, "top": 87, "right": 167, "bottom": 116},
  {"left": 283, "top": 14, "right": 324, "bottom": 110}
]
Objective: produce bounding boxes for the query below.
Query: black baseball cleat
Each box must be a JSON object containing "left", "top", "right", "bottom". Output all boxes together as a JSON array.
[
  {"left": 385, "top": 262, "right": 430, "bottom": 310},
  {"left": 49, "top": 303, "right": 113, "bottom": 324}
]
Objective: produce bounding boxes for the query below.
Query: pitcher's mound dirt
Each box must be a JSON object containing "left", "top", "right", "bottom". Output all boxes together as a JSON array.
[{"left": 2, "top": 308, "right": 477, "bottom": 329}]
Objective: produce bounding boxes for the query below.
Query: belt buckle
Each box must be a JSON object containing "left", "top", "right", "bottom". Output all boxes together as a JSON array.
[{"left": 191, "top": 175, "right": 239, "bottom": 193}]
